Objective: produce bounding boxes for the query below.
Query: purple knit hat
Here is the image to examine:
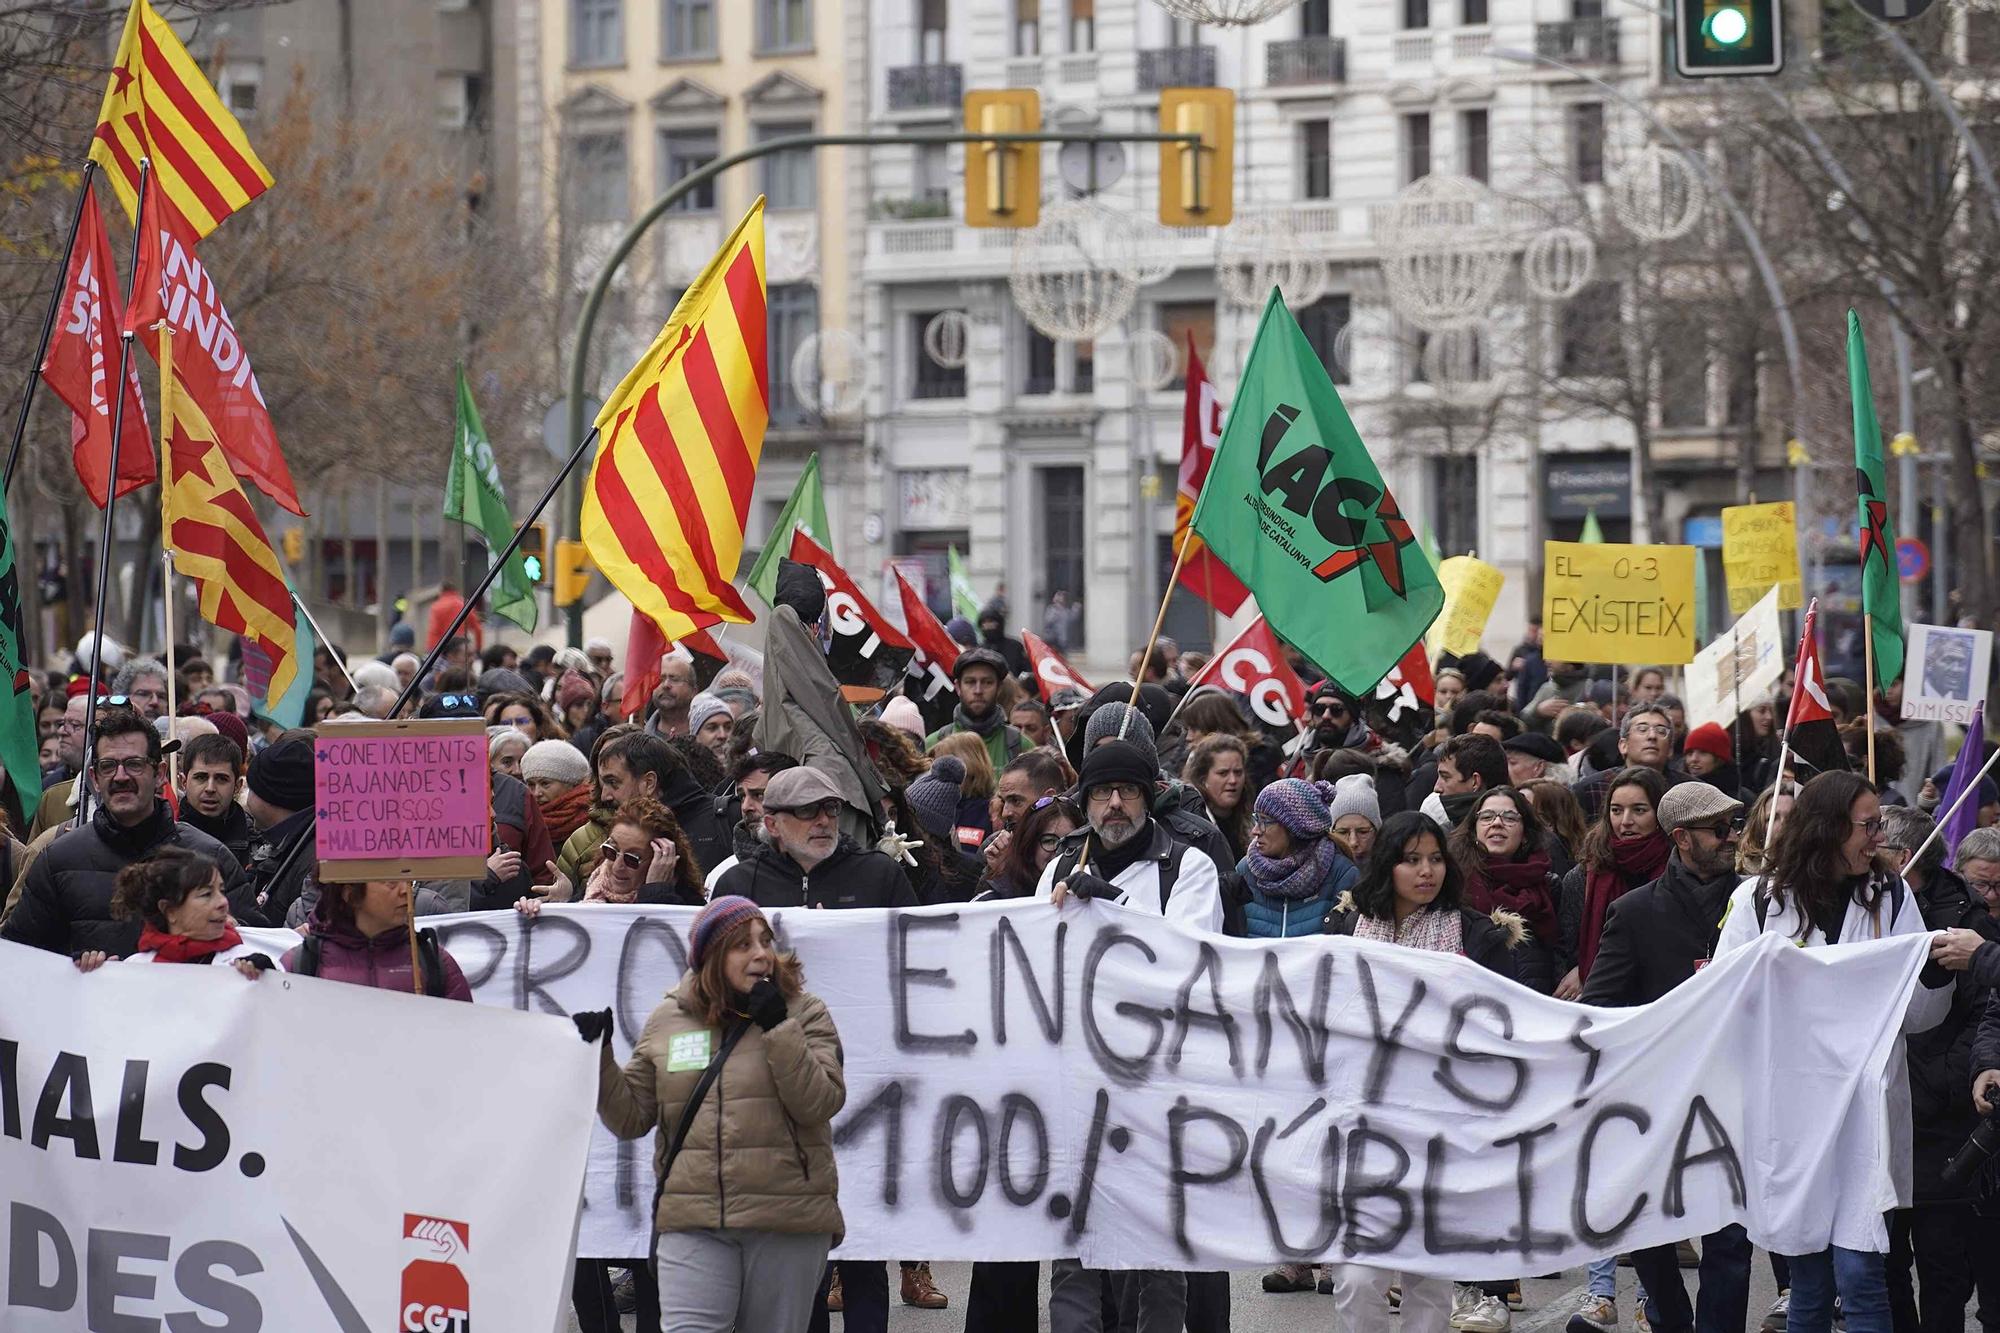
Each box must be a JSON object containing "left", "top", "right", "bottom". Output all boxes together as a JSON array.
[
  {"left": 1253, "top": 778, "right": 1336, "bottom": 840},
  {"left": 688, "top": 895, "right": 764, "bottom": 969}
]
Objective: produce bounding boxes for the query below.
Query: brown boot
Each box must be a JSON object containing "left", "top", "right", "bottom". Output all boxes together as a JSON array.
[
  {"left": 901, "top": 1262, "right": 949, "bottom": 1309},
  {"left": 826, "top": 1269, "right": 843, "bottom": 1313}
]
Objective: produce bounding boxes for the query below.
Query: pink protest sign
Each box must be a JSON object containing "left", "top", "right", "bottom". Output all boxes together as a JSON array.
[{"left": 313, "top": 718, "right": 492, "bottom": 882}]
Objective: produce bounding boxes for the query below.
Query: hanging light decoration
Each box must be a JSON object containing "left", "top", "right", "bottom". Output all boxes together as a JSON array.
[
  {"left": 922, "top": 310, "right": 971, "bottom": 369},
  {"left": 1009, "top": 196, "right": 1140, "bottom": 342},
  {"left": 1151, "top": 0, "right": 1304, "bottom": 24},
  {"left": 789, "top": 329, "right": 867, "bottom": 418},
  {"left": 1419, "top": 326, "right": 1489, "bottom": 388},
  {"left": 1378, "top": 174, "right": 1511, "bottom": 332},
  {"left": 1608, "top": 143, "right": 1707, "bottom": 243},
  {"left": 1110, "top": 214, "right": 1180, "bottom": 287},
  {"left": 1521, "top": 226, "right": 1598, "bottom": 301},
  {"left": 1214, "top": 207, "right": 1331, "bottom": 311},
  {"left": 1131, "top": 328, "right": 1181, "bottom": 392},
  {"left": 1333, "top": 320, "right": 1355, "bottom": 379}
]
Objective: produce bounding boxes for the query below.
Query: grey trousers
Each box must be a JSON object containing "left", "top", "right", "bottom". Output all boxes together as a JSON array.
[
  {"left": 654, "top": 1228, "right": 832, "bottom": 1333},
  {"left": 1048, "top": 1258, "right": 1187, "bottom": 1333}
]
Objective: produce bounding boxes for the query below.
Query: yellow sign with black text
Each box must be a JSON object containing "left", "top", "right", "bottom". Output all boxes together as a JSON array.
[
  {"left": 1720, "top": 502, "right": 1802, "bottom": 614},
  {"left": 1542, "top": 541, "right": 1698, "bottom": 665}
]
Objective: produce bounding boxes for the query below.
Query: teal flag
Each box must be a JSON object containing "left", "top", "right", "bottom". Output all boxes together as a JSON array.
[
  {"left": 445, "top": 366, "right": 537, "bottom": 632},
  {"left": 1189, "top": 289, "right": 1444, "bottom": 693},
  {"left": 247, "top": 578, "right": 315, "bottom": 729},
  {"left": 744, "top": 453, "right": 831, "bottom": 605},
  {"left": 1849, "top": 311, "right": 1904, "bottom": 691},
  {"left": 948, "top": 544, "right": 980, "bottom": 623},
  {"left": 0, "top": 512, "right": 41, "bottom": 811}
]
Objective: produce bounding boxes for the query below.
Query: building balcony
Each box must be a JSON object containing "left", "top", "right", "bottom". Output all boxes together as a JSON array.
[
  {"left": 887, "top": 62, "right": 963, "bottom": 112},
  {"left": 1137, "top": 44, "right": 1216, "bottom": 91},
  {"left": 1266, "top": 35, "right": 1347, "bottom": 86},
  {"left": 1535, "top": 17, "right": 1620, "bottom": 64}
]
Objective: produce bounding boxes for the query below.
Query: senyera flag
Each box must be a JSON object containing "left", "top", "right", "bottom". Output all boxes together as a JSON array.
[
  {"left": 1174, "top": 337, "right": 1250, "bottom": 615},
  {"left": 894, "top": 569, "right": 962, "bottom": 732},
  {"left": 1022, "top": 631, "right": 1094, "bottom": 704},
  {"left": 38, "top": 179, "right": 155, "bottom": 506},
  {"left": 583, "top": 198, "right": 767, "bottom": 643},
  {"left": 788, "top": 531, "right": 914, "bottom": 697},
  {"left": 1782, "top": 598, "right": 1847, "bottom": 779},
  {"left": 1184, "top": 616, "right": 1306, "bottom": 731}
]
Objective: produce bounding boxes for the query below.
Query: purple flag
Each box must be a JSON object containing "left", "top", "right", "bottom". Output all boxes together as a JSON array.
[{"left": 1937, "top": 701, "right": 1986, "bottom": 862}]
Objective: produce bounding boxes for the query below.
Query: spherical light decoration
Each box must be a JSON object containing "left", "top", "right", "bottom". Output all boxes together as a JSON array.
[
  {"left": 1608, "top": 144, "right": 1707, "bottom": 243},
  {"left": 1110, "top": 214, "right": 1180, "bottom": 287},
  {"left": 1333, "top": 321, "right": 1354, "bottom": 377},
  {"left": 1215, "top": 207, "right": 1332, "bottom": 311},
  {"left": 790, "top": 329, "right": 868, "bottom": 418},
  {"left": 1420, "top": 327, "right": 1488, "bottom": 387},
  {"left": 922, "top": 310, "right": 971, "bottom": 369},
  {"left": 1522, "top": 226, "right": 1598, "bottom": 302},
  {"left": 1008, "top": 197, "right": 1140, "bottom": 343},
  {"left": 1152, "top": 0, "right": 1304, "bottom": 24},
  {"left": 1377, "top": 174, "right": 1511, "bottom": 332},
  {"left": 1131, "top": 328, "right": 1181, "bottom": 392}
]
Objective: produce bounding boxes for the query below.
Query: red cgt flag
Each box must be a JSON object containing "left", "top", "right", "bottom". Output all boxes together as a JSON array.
[
  {"left": 1174, "top": 337, "right": 1250, "bottom": 616},
  {"left": 1185, "top": 616, "right": 1306, "bottom": 730},
  {"left": 894, "top": 569, "right": 963, "bottom": 708},
  {"left": 39, "top": 179, "right": 155, "bottom": 506},
  {"left": 1021, "top": 630, "right": 1095, "bottom": 704},
  {"left": 1786, "top": 599, "right": 1834, "bottom": 730}
]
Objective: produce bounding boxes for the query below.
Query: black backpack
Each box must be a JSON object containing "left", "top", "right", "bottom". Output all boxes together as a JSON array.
[{"left": 291, "top": 928, "right": 449, "bottom": 997}]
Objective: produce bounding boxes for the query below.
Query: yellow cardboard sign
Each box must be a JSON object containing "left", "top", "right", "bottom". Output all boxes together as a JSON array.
[
  {"left": 1542, "top": 541, "right": 1698, "bottom": 665},
  {"left": 1720, "top": 502, "right": 1802, "bottom": 614},
  {"left": 1426, "top": 556, "right": 1505, "bottom": 658}
]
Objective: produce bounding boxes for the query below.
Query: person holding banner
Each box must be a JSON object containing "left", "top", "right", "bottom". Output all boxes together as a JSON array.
[
  {"left": 73, "top": 847, "right": 271, "bottom": 977},
  {"left": 588, "top": 894, "right": 846, "bottom": 1333},
  {"left": 1448, "top": 788, "right": 1560, "bottom": 994}
]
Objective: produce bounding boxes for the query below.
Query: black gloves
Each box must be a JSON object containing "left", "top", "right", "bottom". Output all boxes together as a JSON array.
[
  {"left": 746, "top": 978, "right": 788, "bottom": 1032},
  {"left": 572, "top": 1008, "right": 613, "bottom": 1046},
  {"left": 1062, "top": 871, "right": 1118, "bottom": 902}
]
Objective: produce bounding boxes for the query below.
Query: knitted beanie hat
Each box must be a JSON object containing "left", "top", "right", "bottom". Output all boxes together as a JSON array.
[
  {"left": 246, "top": 735, "right": 314, "bottom": 810},
  {"left": 556, "top": 669, "right": 597, "bottom": 712},
  {"left": 688, "top": 896, "right": 765, "bottom": 970},
  {"left": 520, "top": 738, "right": 590, "bottom": 786},
  {"left": 1254, "top": 778, "right": 1335, "bottom": 840},
  {"left": 688, "top": 692, "right": 731, "bottom": 735},
  {"left": 906, "top": 755, "right": 967, "bottom": 836},
  {"left": 881, "top": 695, "right": 926, "bottom": 739},
  {"left": 1327, "top": 773, "right": 1382, "bottom": 830},
  {"left": 1683, "top": 721, "right": 1733, "bottom": 761},
  {"left": 1083, "top": 703, "right": 1159, "bottom": 775}
]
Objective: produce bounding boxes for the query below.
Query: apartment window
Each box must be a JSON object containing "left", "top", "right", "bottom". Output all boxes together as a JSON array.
[
  {"left": 1463, "top": 0, "right": 1488, "bottom": 21},
  {"left": 571, "top": 0, "right": 623, "bottom": 66},
  {"left": 1015, "top": 0, "right": 1040, "bottom": 55},
  {"left": 1432, "top": 456, "right": 1479, "bottom": 558},
  {"left": 1158, "top": 301, "right": 1216, "bottom": 389},
  {"left": 219, "top": 63, "right": 261, "bottom": 119},
  {"left": 919, "top": 0, "right": 948, "bottom": 61},
  {"left": 1299, "top": 295, "right": 1352, "bottom": 386},
  {"left": 1573, "top": 0, "right": 1605, "bottom": 16},
  {"left": 1074, "top": 339, "right": 1094, "bottom": 392},
  {"left": 571, "top": 132, "right": 629, "bottom": 223},
  {"left": 1570, "top": 102, "right": 1605, "bottom": 185},
  {"left": 1300, "top": 0, "right": 1331, "bottom": 36},
  {"left": 1559, "top": 283, "right": 1621, "bottom": 378},
  {"left": 758, "top": 121, "right": 816, "bottom": 209},
  {"left": 768, "top": 284, "right": 818, "bottom": 425},
  {"left": 1024, "top": 327, "right": 1058, "bottom": 395},
  {"left": 1300, "top": 119, "right": 1332, "bottom": 200},
  {"left": 1070, "top": 0, "right": 1095, "bottom": 52},
  {"left": 1402, "top": 112, "right": 1432, "bottom": 185},
  {"left": 757, "top": 0, "right": 811, "bottom": 52},
  {"left": 1039, "top": 466, "right": 1087, "bottom": 627},
  {"left": 1460, "top": 108, "right": 1489, "bottom": 183},
  {"left": 1403, "top": 0, "right": 1430, "bottom": 30},
  {"left": 913, "top": 311, "right": 966, "bottom": 398},
  {"left": 661, "top": 0, "right": 714, "bottom": 58},
  {"left": 915, "top": 141, "right": 950, "bottom": 204},
  {"left": 1166, "top": 17, "right": 1201, "bottom": 44},
  {"left": 660, "top": 128, "right": 717, "bottom": 211}
]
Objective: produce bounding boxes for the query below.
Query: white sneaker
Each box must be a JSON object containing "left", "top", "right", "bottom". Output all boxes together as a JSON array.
[
  {"left": 1566, "top": 1294, "right": 1619, "bottom": 1333},
  {"left": 1452, "top": 1288, "right": 1513, "bottom": 1333},
  {"left": 1760, "top": 1291, "right": 1790, "bottom": 1332}
]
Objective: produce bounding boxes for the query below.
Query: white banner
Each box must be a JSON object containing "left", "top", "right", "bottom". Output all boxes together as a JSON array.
[
  {"left": 1, "top": 940, "right": 595, "bottom": 1331},
  {"left": 252, "top": 900, "right": 1926, "bottom": 1274},
  {"left": 1685, "top": 584, "right": 1784, "bottom": 733}
]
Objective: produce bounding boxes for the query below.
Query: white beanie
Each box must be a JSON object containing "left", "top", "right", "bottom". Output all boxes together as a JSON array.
[
  {"left": 520, "top": 738, "right": 590, "bottom": 786},
  {"left": 1328, "top": 773, "right": 1381, "bottom": 829},
  {"left": 687, "top": 691, "right": 731, "bottom": 735},
  {"left": 881, "top": 695, "right": 925, "bottom": 739}
]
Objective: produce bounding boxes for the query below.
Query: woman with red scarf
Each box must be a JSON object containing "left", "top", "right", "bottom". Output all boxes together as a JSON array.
[
  {"left": 1448, "top": 787, "right": 1559, "bottom": 993},
  {"left": 74, "top": 849, "right": 272, "bottom": 978},
  {"left": 1555, "top": 766, "right": 1669, "bottom": 1000}
]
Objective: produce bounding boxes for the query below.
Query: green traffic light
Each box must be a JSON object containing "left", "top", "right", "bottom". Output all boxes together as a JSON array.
[
  {"left": 1704, "top": 5, "right": 1750, "bottom": 45},
  {"left": 522, "top": 556, "right": 544, "bottom": 581}
]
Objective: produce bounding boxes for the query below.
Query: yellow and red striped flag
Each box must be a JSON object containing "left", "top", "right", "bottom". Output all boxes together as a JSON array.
[
  {"left": 160, "top": 326, "right": 299, "bottom": 703},
  {"left": 582, "top": 198, "right": 767, "bottom": 642},
  {"left": 90, "top": 0, "right": 273, "bottom": 239}
]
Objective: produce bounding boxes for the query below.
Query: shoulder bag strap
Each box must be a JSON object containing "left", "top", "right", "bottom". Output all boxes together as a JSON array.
[{"left": 649, "top": 1019, "right": 751, "bottom": 1226}]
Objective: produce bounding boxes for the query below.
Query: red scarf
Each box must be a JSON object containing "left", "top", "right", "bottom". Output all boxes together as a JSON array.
[
  {"left": 1463, "top": 846, "right": 1558, "bottom": 946},
  {"left": 536, "top": 783, "right": 596, "bottom": 846},
  {"left": 137, "top": 922, "right": 242, "bottom": 964},
  {"left": 1577, "top": 831, "right": 1671, "bottom": 980}
]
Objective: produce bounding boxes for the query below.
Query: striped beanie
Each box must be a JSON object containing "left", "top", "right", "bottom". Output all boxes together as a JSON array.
[
  {"left": 1253, "top": 778, "right": 1336, "bottom": 840},
  {"left": 688, "top": 895, "right": 765, "bottom": 970}
]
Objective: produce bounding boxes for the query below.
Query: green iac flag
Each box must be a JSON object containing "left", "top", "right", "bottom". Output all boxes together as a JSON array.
[
  {"left": 744, "top": 453, "right": 831, "bottom": 605},
  {"left": 444, "top": 365, "right": 537, "bottom": 632},
  {"left": 948, "top": 544, "right": 980, "bottom": 623},
  {"left": 0, "top": 512, "right": 41, "bottom": 812},
  {"left": 1848, "top": 310, "right": 1904, "bottom": 691},
  {"left": 1190, "top": 290, "right": 1443, "bottom": 693}
]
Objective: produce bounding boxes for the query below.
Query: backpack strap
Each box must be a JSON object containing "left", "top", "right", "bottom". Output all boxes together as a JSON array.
[
  {"left": 1155, "top": 839, "right": 1190, "bottom": 913},
  {"left": 293, "top": 932, "right": 323, "bottom": 977},
  {"left": 1753, "top": 884, "right": 1769, "bottom": 933},
  {"left": 416, "top": 928, "right": 447, "bottom": 998}
]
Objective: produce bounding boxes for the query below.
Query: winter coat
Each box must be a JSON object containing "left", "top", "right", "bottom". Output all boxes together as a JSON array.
[
  {"left": 1579, "top": 854, "right": 1740, "bottom": 1008},
  {"left": 925, "top": 713, "right": 1030, "bottom": 774},
  {"left": 1975, "top": 990, "right": 2000, "bottom": 1108},
  {"left": 712, "top": 838, "right": 919, "bottom": 911},
  {"left": 277, "top": 895, "right": 471, "bottom": 1000},
  {"left": 596, "top": 971, "right": 845, "bottom": 1241},
  {"left": 284, "top": 877, "right": 453, "bottom": 929},
  {"left": 1033, "top": 820, "right": 1226, "bottom": 934},
  {"left": 1904, "top": 865, "right": 2000, "bottom": 1203},
  {"left": 1237, "top": 847, "right": 1358, "bottom": 939},
  {"left": 557, "top": 808, "right": 614, "bottom": 888},
  {"left": 662, "top": 767, "right": 732, "bottom": 884},
  {"left": 1320, "top": 891, "right": 1526, "bottom": 983},
  {"left": 245, "top": 808, "right": 316, "bottom": 925},
  {"left": 0, "top": 802, "right": 254, "bottom": 955},
  {"left": 180, "top": 801, "right": 253, "bottom": 867}
]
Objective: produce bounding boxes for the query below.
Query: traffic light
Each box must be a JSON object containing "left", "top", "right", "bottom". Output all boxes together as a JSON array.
[
  {"left": 1158, "top": 89, "right": 1234, "bottom": 227},
  {"left": 1673, "top": 0, "right": 1782, "bottom": 77},
  {"left": 553, "top": 539, "right": 593, "bottom": 607},
  {"left": 963, "top": 90, "right": 1040, "bottom": 228},
  {"left": 281, "top": 529, "right": 303, "bottom": 564},
  {"left": 519, "top": 522, "right": 549, "bottom": 585}
]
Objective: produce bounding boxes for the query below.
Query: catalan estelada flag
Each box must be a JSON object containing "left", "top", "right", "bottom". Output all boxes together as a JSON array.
[
  {"left": 582, "top": 198, "right": 767, "bottom": 642},
  {"left": 160, "top": 326, "right": 299, "bottom": 704},
  {"left": 90, "top": 0, "right": 273, "bottom": 239}
]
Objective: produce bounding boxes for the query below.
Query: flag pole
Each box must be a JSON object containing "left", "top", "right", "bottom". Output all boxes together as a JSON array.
[
  {"left": 76, "top": 160, "right": 151, "bottom": 830},
  {"left": 3, "top": 161, "right": 98, "bottom": 497},
  {"left": 160, "top": 550, "right": 180, "bottom": 790},
  {"left": 1864, "top": 616, "right": 1878, "bottom": 784},
  {"left": 1907, "top": 742, "right": 2000, "bottom": 871},
  {"left": 287, "top": 590, "right": 360, "bottom": 695},
  {"left": 1119, "top": 534, "right": 1196, "bottom": 741}
]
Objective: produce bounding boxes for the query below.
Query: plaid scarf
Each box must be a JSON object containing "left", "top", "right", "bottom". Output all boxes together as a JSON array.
[{"left": 1350, "top": 904, "right": 1465, "bottom": 954}]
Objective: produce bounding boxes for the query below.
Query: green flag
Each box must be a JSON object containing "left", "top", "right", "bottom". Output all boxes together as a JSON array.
[
  {"left": 444, "top": 365, "right": 536, "bottom": 632},
  {"left": 0, "top": 512, "right": 41, "bottom": 812},
  {"left": 948, "top": 544, "right": 980, "bottom": 623},
  {"left": 1579, "top": 509, "right": 1605, "bottom": 544},
  {"left": 1849, "top": 310, "right": 1904, "bottom": 691},
  {"left": 745, "top": 453, "right": 831, "bottom": 605},
  {"left": 1190, "top": 289, "right": 1444, "bottom": 693},
  {"left": 247, "top": 575, "right": 316, "bottom": 729}
]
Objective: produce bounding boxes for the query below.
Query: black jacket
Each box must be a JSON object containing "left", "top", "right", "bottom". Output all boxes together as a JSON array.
[
  {"left": 1906, "top": 865, "right": 2000, "bottom": 1203},
  {"left": 1579, "top": 854, "right": 1739, "bottom": 1008},
  {"left": 662, "top": 767, "right": 732, "bottom": 884},
  {"left": 1322, "top": 895, "right": 1525, "bottom": 983},
  {"left": 1976, "top": 989, "right": 2000, "bottom": 1111},
  {"left": 246, "top": 808, "right": 315, "bottom": 926},
  {"left": 180, "top": 800, "right": 253, "bottom": 866},
  {"left": 1, "top": 802, "right": 255, "bottom": 955},
  {"left": 712, "top": 838, "right": 919, "bottom": 910}
]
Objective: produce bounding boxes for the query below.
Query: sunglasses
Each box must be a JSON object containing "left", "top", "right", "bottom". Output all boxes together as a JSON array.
[
  {"left": 597, "top": 843, "right": 647, "bottom": 870},
  {"left": 1312, "top": 702, "right": 1349, "bottom": 716},
  {"left": 773, "top": 798, "right": 844, "bottom": 822}
]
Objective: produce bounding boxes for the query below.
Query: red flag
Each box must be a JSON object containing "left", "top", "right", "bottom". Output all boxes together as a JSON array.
[
  {"left": 38, "top": 180, "right": 155, "bottom": 506},
  {"left": 1786, "top": 599, "right": 1835, "bottom": 730},
  {"left": 788, "top": 532, "right": 914, "bottom": 694},
  {"left": 1373, "top": 641, "right": 1436, "bottom": 732},
  {"left": 1022, "top": 630, "right": 1095, "bottom": 704},
  {"left": 622, "top": 607, "right": 669, "bottom": 720},
  {"left": 894, "top": 569, "right": 962, "bottom": 710},
  {"left": 123, "top": 172, "right": 165, "bottom": 335},
  {"left": 1185, "top": 616, "right": 1306, "bottom": 730},
  {"left": 1174, "top": 337, "right": 1250, "bottom": 615}
]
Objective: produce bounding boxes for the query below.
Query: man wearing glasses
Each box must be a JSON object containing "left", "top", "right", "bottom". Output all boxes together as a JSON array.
[
  {"left": 26, "top": 691, "right": 90, "bottom": 839},
  {"left": 2, "top": 706, "right": 255, "bottom": 956},
  {"left": 1302, "top": 682, "right": 1368, "bottom": 760},
  {"left": 710, "top": 766, "right": 916, "bottom": 911},
  {"left": 110, "top": 657, "right": 173, "bottom": 723},
  {"left": 1570, "top": 702, "right": 1686, "bottom": 820}
]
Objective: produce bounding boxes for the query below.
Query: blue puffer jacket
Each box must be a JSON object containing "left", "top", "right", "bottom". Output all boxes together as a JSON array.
[{"left": 1236, "top": 847, "right": 1359, "bottom": 938}]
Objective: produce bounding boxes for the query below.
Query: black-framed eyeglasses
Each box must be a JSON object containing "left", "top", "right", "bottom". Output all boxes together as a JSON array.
[
  {"left": 773, "top": 798, "right": 844, "bottom": 822},
  {"left": 91, "top": 756, "right": 156, "bottom": 778},
  {"left": 1036, "top": 833, "right": 1065, "bottom": 852}
]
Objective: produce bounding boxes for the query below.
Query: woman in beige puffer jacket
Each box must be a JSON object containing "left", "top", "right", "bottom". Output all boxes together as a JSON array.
[{"left": 596, "top": 895, "right": 845, "bottom": 1332}]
